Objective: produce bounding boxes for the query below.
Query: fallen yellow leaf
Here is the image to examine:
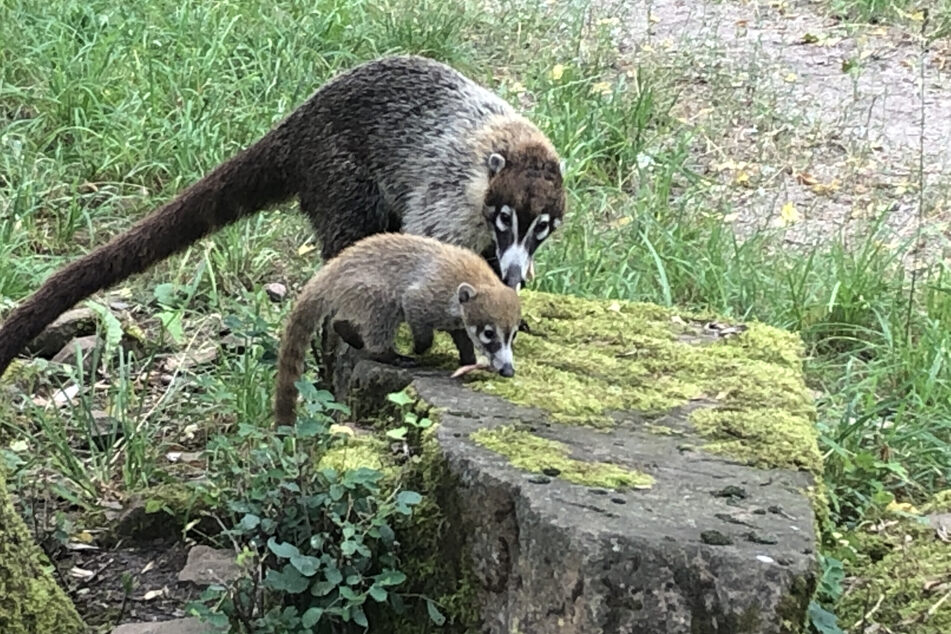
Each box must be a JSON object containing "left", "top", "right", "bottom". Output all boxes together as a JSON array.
[
  {"left": 811, "top": 179, "right": 840, "bottom": 195},
  {"left": 75, "top": 531, "right": 95, "bottom": 544},
  {"left": 590, "top": 81, "right": 612, "bottom": 96},
  {"left": 783, "top": 72, "right": 798, "bottom": 83},
  {"left": 297, "top": 243, "right": 317, "bottom": 256},
  {"left": 549, "top": 64, "right": 565, "bottom": 81},
  {"left": 886, "top": 500, "right": 920, "bottom": 515},
  {"left": 795, "top": 172, "right": 817, "bottom": 186},
  {"left": 780, "top": 202, "right": 800, "bottom": 225},
  {"left": 329, "top": 424, "right": 355, "bottom": 437}
]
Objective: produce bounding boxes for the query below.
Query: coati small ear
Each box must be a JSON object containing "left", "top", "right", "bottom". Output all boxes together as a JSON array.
[
  {"left": 487, "top": 153, "right": 506, "bottom": 175},
  {"left": 457, "top": 282, "right": 477, "bottom": 304}
]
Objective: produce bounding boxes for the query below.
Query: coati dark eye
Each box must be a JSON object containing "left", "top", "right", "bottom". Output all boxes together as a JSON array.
[
  {"left": 496, "top": 206, "right": 513, "bottom": 231},
  {"left": 534, "top": 214, "right": 552, "bottom": 240},
  {"left": 479, "top": 327, "right": 496, "bottom": 346},
  {"left": 483, "top": 327, "right": 495, "bottom": 339}
]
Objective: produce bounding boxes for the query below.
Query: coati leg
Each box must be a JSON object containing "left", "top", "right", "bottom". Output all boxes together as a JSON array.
[
  {"left": 332, "top": 319, "right": 365, "bottom": 350},
  {"left": 410, "top": 325, "right": 434, "bottom": 356},
  {"left": 359, "top": 305, "right": 416, "bottom": 368},
  {"left": 449, "top": 330, "right": 477, "bottom": 366}
]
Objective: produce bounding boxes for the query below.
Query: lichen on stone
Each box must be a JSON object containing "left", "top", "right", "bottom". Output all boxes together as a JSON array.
[
  {"left": 471, "top": 425, "right": 654, "bottom": 489},
  {"left": 415, "top": 290, "right": 821, "bottom": 475}
]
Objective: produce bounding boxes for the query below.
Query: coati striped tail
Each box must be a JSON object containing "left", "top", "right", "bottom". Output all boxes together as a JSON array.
[
  {"left": 0, "top": 137, "right": 291, "bottom": 376},
  {"left": 273, "top": 276, "right": 329, "bottom": 426}
]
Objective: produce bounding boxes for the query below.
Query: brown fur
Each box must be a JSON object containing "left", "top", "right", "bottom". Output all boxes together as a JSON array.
[
  {"left": 0, "top": 55, "right": 563, "bottom": 376},
  {"left": 273, "top": 233, "right": 521, "bottom": 425}
]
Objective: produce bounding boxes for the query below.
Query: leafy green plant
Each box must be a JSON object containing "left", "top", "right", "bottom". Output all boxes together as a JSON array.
[
  {"left": 188, "top": 381, "right": 437, "bottom": 632},
  {"left": 384, "top": 390, "right": 434, "bottom": 443},
  {"left": 808, "top": 554, "right": 846, "bottom": 634}
]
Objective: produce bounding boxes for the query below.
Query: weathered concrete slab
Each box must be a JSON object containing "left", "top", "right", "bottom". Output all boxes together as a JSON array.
[{"left": 321, "top": 290, "right": 822, "bottom": 634}]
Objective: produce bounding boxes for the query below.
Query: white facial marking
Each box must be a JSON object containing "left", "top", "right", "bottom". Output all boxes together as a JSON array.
[
  {"left": 493, "top": 342, "right": 514, "bottom": 372},
  {"left": 499, "top": 244, "right": 530, "bottom": 280},
  {"left": 495, "top": 204, "right": 516, "bottom": 235},
  {"left": 479, "top": 326, "right": 495, "bottom": 345},
  {"left": 553, "top": 217, "right": 562, "bottom": 229},
  {"left": 499, "top": 213, "right": 540, "bottom": 282}
]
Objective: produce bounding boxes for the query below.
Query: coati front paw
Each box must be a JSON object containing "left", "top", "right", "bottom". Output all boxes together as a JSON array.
[
  {"left": 368, "top": 350, "right": 419, "bottom": 369},
  {"left": 389, "top": 353, "right": 419, "bottom": 369}
]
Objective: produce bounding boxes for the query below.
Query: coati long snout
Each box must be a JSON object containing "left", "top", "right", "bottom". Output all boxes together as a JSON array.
[
  {"left": 273, "top": 233, "right": 521, "bottom": 426},
  {"left": 0, "top": 55, "right": 564, "bottom": 376}
]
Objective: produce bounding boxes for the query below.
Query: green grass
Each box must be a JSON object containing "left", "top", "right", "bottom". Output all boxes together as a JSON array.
[{"left": 1, "top": 0, "right": 950, "bottom": 630}]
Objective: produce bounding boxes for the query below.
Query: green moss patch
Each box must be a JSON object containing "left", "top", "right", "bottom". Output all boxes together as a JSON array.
[
  {"left": 836, "top": 498, "right": 951, "bottom": 633},
  {"left": 471, "top": 425, "right": 654, "bottom": 489},
  {"left": 419, "top": 290, "right": 820, "bottom": 475},
  {"left": 0, "top": 467, "right": 85, "bottom": 633}
]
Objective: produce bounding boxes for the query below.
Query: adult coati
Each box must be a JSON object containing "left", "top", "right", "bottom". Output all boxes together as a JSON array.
[
  {"left": 0, "top": 55, "right": 564, "bottom": 375},
  {"left": 274, "top": 233, "right": 521, "bottom": 426}
]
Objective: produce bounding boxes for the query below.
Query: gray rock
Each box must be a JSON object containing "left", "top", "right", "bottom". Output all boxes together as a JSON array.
[
  {"left": 111, "top": 618, "right": 220, "bottom": 634},
  {"left": 50, "top": 334, "right": 101, "bottom": 374},
  {"left": 264, "top": 282, "right": 287, "bottom": 302},
  {"left": 163, "top": 346, "right": 218, "bottom": 373},
  {"left": 177, "top": 545, "right": 241, "bottom": 586},
  {"left": 26, "top": 307, "right": 98, "bottom": 358},
  {"left": 323, "top": 336, "right": 819, "bottom": 633}
]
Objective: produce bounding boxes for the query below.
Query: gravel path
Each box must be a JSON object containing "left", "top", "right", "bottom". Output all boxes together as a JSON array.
[{"left": 598, "top": 0, "right": 951, "bottom": 257}]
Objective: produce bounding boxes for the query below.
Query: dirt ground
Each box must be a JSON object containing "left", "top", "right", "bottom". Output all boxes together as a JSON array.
[{"left": 597, "top": 0, "right": 951, "bottom": 258}]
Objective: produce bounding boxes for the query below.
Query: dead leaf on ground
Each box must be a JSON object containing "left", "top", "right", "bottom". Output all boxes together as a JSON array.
[{"left": 142, "top": 588, "right": 168, "bottom": 601}]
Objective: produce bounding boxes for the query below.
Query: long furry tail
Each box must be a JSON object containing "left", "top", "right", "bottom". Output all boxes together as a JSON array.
[
  {"left": 274, "top": 275, "right": 329, "bottom": 426},
  {"left": 0, "top": 136, "right": 293, "bottom": 375}
]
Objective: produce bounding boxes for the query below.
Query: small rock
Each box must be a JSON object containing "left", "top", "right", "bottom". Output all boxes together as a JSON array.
[
  {"left": 163, "top": 346, "right": 219, "bottom": 373},
  {"left": 81, "top": 410, "right": 121, "bottom": 450},
  {"left": 51, "top": 335, "right": 101, "bottom": 374},
  {"left": 928, "top": 512, "right": 951, "bottom": 541},
  {"left": 111, "top": 617, "right": 222, "bottom": 634},
  {"left": 114, "top": 497, "right": 182, "bottom": 543},
  {"left": 745, "top": 531, "right": 779, "bottom": 545},
  {"left": 264, "top": 282, "right": 287, "bottom": 302},
  {"left": 541, "top": 467, "right": 561, "bottom": 477},
  {"left": 177, "top": 545, "right": 241, "bottom": 586},
  {"left": 711, "top": 485, "right": 748, "bottom": 500},
  {"left": 26, "top": 307, "right": 98, "bottom": 358},
  {"left": 527, "top": 475, "right": 551, "bottom": 485},
  {"left": 700, "top": 530, "right": 734, "bottom": 546}
]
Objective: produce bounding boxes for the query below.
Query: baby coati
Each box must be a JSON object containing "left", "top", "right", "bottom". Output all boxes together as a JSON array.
[
  {"left": 273, "top": 233, "right": 521, "bottom": 426},
  {"left": 0, "top": 55, "right": 564, "bottom": 376}
]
